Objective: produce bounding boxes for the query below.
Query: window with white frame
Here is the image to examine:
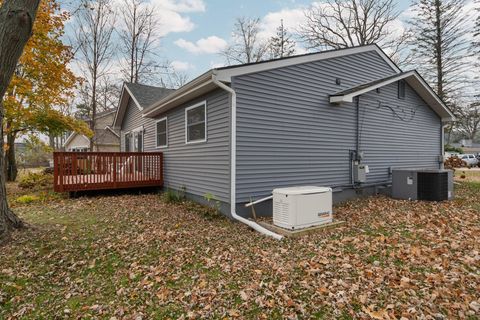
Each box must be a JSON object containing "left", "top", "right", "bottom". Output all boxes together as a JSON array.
[
  {"left": 185, "top": 102, "right": 206, "bottom": 143},
  {"left": 124, "top": 127, "right": 143, "bottom": 152},
  {"left": 134, "top": 131, "right": 143, "bottom": 152},
  {"left": 156, "top": 118, "right": 168, "bottom": 148}
]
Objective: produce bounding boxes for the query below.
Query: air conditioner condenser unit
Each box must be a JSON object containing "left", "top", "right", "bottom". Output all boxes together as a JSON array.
[{"left": 272, "top": 186, "right": 333, "bottom": 230}]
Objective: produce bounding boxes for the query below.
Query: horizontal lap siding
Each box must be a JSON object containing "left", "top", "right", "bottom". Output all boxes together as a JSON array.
[
  {"left": 233, "top": 51, "right": 440, "bottom": 203},
  {"left": 120, "top": 99, "right": 157, "bottom": 151},
  {"left": 150, "top": 89, "right": 231, "bottom": 202},
  {"left": 359, "top": 83, "right": 441, "bottom": 182}
]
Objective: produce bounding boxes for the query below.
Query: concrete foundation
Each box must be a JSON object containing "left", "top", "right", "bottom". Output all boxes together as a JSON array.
[{"left": 164, "top": 183, "right": 392, "bottom": 219}]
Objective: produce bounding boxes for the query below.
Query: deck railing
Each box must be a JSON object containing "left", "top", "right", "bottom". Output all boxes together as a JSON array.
[{"left": 53, "top": 152, "right": 163, "bottom": 192}]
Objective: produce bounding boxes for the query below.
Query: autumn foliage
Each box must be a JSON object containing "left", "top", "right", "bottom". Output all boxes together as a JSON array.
[{"left": 2, "top": 0, "right": 91, "bottom": 139}]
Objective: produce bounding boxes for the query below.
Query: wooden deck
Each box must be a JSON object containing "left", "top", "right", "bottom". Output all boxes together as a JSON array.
[{"left": 53, "top": 152, "right": 163, "bottom": 192}]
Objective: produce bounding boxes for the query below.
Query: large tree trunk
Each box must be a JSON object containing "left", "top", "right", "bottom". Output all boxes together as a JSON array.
[
  {"left": 0, "top": 0, "right": 41, "bottom": 244},
  {"left": 6, "top": 129, "right": 17, "bottom": 182}
]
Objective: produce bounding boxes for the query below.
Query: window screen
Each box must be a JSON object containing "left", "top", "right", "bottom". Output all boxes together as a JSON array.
[
  {"left": 186, "top": 103, "right": 206, "bottom": 143},
  {"left": 156, "top": 119, "right": 167, "bottom": 147}
]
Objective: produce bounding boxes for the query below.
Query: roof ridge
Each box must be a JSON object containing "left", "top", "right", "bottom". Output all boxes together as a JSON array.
[{"left": 125, "top": 82, "right": 174, "bottom": 90}]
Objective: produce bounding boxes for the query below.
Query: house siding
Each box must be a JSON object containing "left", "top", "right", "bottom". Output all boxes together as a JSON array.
[
  {"left": 232, "top": 50, "right": 442, "bottom": 203},
  {"left": 65, "top": 134, "right": 90, "bottom": 150},
  {"left": 357, "top": 83, "right": 441, "bottom": 183},
  {"left": 120, "top": 99, "right": 157, "bottom": 150},
  {"left": 121, "top": 89, "right": 231, "bottom": 203}
]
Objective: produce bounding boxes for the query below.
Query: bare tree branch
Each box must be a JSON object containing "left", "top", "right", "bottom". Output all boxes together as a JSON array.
[
  {"left": 298, "top": 0, "right": 409, "bottom": 64},
  {"left": 73, "top": 0, "right": 116, "bottom": 150},
  {"left": 222, "top": 17, "right": 269, "bottom": 65},
  {"left": 118, "top": 0, "right": 160, "bottom": 84}
]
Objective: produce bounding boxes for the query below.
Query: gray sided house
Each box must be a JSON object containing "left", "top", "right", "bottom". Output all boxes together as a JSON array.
[{"left": 113, "top": 45, "right": 454, "bottom": 217}]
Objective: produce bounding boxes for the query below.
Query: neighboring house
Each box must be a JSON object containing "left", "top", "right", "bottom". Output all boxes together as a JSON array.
[
  {"left": 64, "top": 109, "right": 120, "bottom": 152},
  {"left": 113, "top": 44, "right": 454, "bottom": 217}
]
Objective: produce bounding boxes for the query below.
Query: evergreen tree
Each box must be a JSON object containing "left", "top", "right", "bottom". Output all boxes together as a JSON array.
[
  {"left": 473, "top": 0, "right": 480, "bottom": 56},
  {"left": 408, "top": 0, "right": 470, "bottom": 103},
  {"left": 269, "top": 20, "right": 296, "bottom": 59}
]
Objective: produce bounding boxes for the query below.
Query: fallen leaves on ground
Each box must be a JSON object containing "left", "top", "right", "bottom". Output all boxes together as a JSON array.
[{"left": 1, "top": 181, "right": 479, "bottom": 319}]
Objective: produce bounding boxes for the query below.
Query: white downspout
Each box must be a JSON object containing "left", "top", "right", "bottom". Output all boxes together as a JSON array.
[
  {"left": 212, "top": 73, "right": 283, "bottom": 240},
  {"left": 441, "top": 123, "right": 448, "bottom": 169}
]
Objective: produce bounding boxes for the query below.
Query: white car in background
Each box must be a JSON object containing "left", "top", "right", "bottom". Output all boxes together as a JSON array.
[{"left": 459, "top": 154, "right": 479, "bottom": 167}]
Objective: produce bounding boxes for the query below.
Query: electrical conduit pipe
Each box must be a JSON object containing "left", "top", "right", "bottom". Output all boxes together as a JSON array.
[{"left": 211, "top": 73, "right": 283, "bottom": 240}]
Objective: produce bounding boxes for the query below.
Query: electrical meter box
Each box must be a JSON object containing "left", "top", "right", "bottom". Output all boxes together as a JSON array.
[{"left": 354, "top": 164, "right": 368, "bottom": 183}]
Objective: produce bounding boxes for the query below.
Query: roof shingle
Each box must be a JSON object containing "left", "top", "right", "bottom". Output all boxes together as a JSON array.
[{"left": 125, "top": 83, "right": 175, "bottom": 109}]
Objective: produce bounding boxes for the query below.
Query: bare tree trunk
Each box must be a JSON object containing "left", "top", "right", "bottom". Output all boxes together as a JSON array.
[
  {"left": 91, "top": 76, "right": 97, "bottom": 151},
  {"left": 435, "top": 0, "right": 444, "bottom": 100},
  {"left": 0, "top": 0, "right": 41, "bottom": 244},
  {"left": 49, "top": 132, "right": 55, "bottom": 149},
  {"left": 6, "top": 130, "right": 18, "bottom": 182}
]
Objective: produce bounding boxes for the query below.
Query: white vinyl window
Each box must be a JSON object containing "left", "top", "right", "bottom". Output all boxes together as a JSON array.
[
  {"left": 156, "top": 117, "right": 168, "bottom": 148},
  {"left": 185, "top": 101, "right": 207, "bottom": 144},
  {"left": 124, "top": 126, "right": 143, "bottom": 152}
]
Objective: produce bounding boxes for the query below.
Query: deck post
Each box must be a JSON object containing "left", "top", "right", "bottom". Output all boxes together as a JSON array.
[
  {"left": 159, "top": 153, "right": 163, "bottom": 184},
  {"left": 113, "top": 155, "right": 117, "bottom": 188},
  {"left": 53, "top": 153, "right": 60, "bottom": 192}
]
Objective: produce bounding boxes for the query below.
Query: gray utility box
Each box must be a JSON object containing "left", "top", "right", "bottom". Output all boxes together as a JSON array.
[
  {"left": 353, "top": 163, "right": 368, "bottom": 183},
  {"left": 392, "top": 169, "right": 453, "bottom": 201}
]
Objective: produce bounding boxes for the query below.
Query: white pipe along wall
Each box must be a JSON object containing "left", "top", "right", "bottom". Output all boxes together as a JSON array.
[{"left": 212, "top": 72, "right": 284, "bottom": 240}]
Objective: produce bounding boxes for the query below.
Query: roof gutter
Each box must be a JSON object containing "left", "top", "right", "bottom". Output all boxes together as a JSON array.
[{"left": 211, "top": 72, "right": 283, "bottom": 240}]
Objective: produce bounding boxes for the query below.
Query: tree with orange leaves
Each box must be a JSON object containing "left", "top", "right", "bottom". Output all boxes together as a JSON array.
[{"left": 2, "top": 0, "right": 91, "bottom": 181}]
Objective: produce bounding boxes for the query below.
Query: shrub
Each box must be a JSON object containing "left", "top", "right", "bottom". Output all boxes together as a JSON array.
[
  {"left": 162, "top": 188, "right": 184, "bottom": 203},
  {"left": 445, "top": 144, "right": 464, "bottom": 154},
  {"left": 18, "top": 171, "right": 53, "bottom": 190},
  {"left": 16, "top": 195, "right": 40, "bottom": 204},
  {"left": 204, "top": 193, "right": 221, "bottom": 211}
]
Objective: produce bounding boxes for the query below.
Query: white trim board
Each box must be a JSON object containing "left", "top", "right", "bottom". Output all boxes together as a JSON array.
[
  {"left": 113, "top": 84, "right": 143, "bottom": 129},
  {"left": 63, "top": 132, "right": 90, "bottom": 148},
  {"left": 105, "top": 126, "right": 120, "bottom": 138},
  {"left": 329, "top": 70, "right": 454, "bottom": 121},
  {"left": 215, "top": 44, "right": 400, "bottom": 82}
]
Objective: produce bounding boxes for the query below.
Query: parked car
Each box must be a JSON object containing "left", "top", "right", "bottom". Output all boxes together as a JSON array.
[{"left": 459, "top": 154, "right": 479, "bottom": 167}]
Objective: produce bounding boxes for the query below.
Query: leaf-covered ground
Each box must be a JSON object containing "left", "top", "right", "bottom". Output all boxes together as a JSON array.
[{"left": 1, "top": 178, "right": 479, "bottom": 319}]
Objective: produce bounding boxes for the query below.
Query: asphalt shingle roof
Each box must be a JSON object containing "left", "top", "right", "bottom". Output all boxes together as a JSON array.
[{"left": 125, "top": 83, "right": 175, "bottom": 108}]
